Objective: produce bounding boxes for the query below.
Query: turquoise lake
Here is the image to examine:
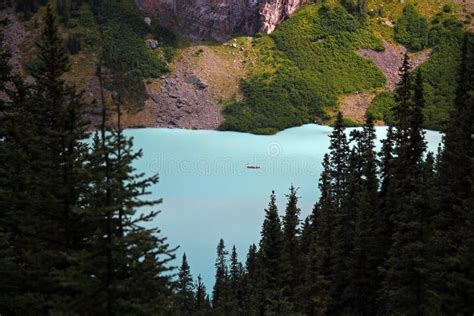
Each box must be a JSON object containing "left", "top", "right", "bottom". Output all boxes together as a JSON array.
[{"left": 125, "top": 124, "right": 443, "bottom": 288}]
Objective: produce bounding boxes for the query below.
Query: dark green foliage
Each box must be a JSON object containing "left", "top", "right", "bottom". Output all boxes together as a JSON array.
[
  {"left": 57, "top": 0, "right": 71, "bottom": 24},
  {"left": 212, "top": 238, "right": 231, "bottom": 313},
  {"left": 155, "top": 25, "right": 177, "bottom": 62},
  {"left": 0, "top": 6, "right": 90, "bottom": 312},
  {"left": 367, "top": 91, "right": 396, "bottom": 124},
  {"left": 0, "top": 7, "right": 176, "bottom": 314},
  {"left": 378, "top": 53, "right": 440, "bottom": 315},
  {"left": 177, "top": 253, "right": 195, "bottom": 315},
  {"left": 112, "top": 68, "right": 148, "bottom": 108},
  {"left": 242, "top": 244, "right": 258, "bottom": 315},
  {"left": 15, "top": 0, "right": 46, "bottom": 19},
  {"left": 256, "top": 191, "right": 290, "bottom": 314},
  {"left": 418, "top": 10, "right": 466, "bottom": 131},
  {"left": 229, "top": 245, "right": 244, "bottom": 313},
  {"left": 96, "top": 0, "right": 169, "bottom": 108},
  {"left": 220, "top": 3, "right": 385, "bottom": 134},
  {"left": 210, "top": 50, "right": 472, "bottom": 312},
  {"left": 195, "top": 274, "right": 211, "bottom": 315},
  {"left": 281, "top": 185, "right": 302, "bottom": 309},
  {"left": 394, "top": 5, "right": 429, "bottom": 51},
  {"left": 435, "top": 33, "right": 474, "bottom": 314},
  {"left": 67, "top": 32, "right": 82, "bottom": 55}
]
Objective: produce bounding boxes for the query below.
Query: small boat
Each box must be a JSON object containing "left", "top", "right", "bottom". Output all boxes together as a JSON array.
[{"left": 246, "top": 164, "right": 261, "bottom": 169}]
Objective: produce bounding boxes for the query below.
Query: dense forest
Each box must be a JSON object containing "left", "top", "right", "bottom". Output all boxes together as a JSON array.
[{"left": 1, "top": 3, "right": 473, "bottom": 316}]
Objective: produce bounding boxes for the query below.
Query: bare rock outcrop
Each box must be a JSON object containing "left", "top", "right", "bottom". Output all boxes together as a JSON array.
[
  {"left": 358, "top": 41, "right": 432, "bottom": 91},
  {"left": 136, "top": 0, "right": 309, "bottom": 41}
]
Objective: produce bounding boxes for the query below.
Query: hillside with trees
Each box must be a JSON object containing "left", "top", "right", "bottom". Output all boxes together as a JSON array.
[
  {"left": 1, "top": 5, "right": 473, "bottom": 314},
  {"left": 1, "top": 0, "right": 472, "bottom": 133}
]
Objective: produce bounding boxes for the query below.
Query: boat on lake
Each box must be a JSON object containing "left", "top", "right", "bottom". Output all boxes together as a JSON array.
[{"left": 246, "top": 164, "right": 261, "bottom": 169}]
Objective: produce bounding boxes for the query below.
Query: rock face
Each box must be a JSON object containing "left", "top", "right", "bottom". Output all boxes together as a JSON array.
[{"left": 136, "top": 0, "right": 309, "bottom": 41}]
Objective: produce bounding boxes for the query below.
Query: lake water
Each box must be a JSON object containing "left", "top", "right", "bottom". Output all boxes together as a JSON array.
[{"left": 126, "top": 124, "right": 442, "bottom": 289}]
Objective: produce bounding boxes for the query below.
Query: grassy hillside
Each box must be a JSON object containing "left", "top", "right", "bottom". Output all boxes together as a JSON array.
[
  {"left": 12, "top": 0, "right": 174, "bottom": 110},
  {"left": 220, "top": 0, "right": 470, "bottom": 134},
  {"left": 3, "top": 0, "right": 471, "bottom": 132},
  {"left": 220, "top": 4, "right": 386, "bottom": 134}
]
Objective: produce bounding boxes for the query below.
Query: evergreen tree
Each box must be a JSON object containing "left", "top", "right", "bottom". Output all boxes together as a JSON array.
[
  {"left": 195, "top": 274, "right": 211, "bottom": 316},
  {"left": 242, "top": 244, "right": 258, "bottom": 315},
  {"left": 345, "top": 114, "right": 379, "bottom": 314},
  {"left": 78, "top": 51, "right": 176, "bottom": 314},
  {"left": 311, "top": 153, "right": 334, "bottom": 302},
  {"left": 281, "top": 185, "right": 301, "bottom": 310},
  {"left": 379, "top": 52, "right": 438, "bottom": 315},
  {"left": 212, "top": 238, "right": 230, "bottom": 314},
  {"left": 377, "top": 125, "right": 395, "bottom": 261},
  {"left": 229, "top": 245, "right": 243, "bottom": 314},
  {"left": 302, "top": 206, "right": 330, "bottom": 315},
  {"left": 257, "top": 191, "right": 289, "bottom": 314},
  {"left": 435, "top": 33, "right": 474, "bottom": 314},
  {"left": 327, "top": 112, "right": 351, "bottom": 313},
  {"left": 0, "top": 32, "right": 32, "bottom": 314},
  {"left": 176, "top": 253, "right": 195, "bottom": 315},
  {"left": 0, "top": 7, "right": 90, "bottom": 312}
]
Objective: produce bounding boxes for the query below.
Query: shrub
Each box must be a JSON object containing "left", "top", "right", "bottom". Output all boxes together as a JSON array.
[
  {"left": 367, "top": 92, "right": 395, "bottom": 124},
  {"left": 394, "top": 5, "right": 429, "bottom": 51},
  {"left": 67, "top": 33, "right": 82, "bottom": 55},
  {"left": 418, "top": 11, "right": 466, "bottom": 130},
  {"left": 97, "top": 0, "right": 171, "bottom": 107}
]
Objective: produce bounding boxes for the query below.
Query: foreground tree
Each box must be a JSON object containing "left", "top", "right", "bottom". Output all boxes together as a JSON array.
[
  {"left": 212, "top": 238, "right": 230, "bottom": 313},
  {"left": 379, "top": 53, "right": 439, "bottom": 315},
  {"left": 257, "top": 191, "right": 289, "bottom": 314},
  {"left": 176, "top": 253, "right": 195, "bottom": 314},
  {"left": 435, "top": 34, "right": 474, "bottom": 314},
  {"left": 0, "top": 7, "right": 177, "bottom": 314}
]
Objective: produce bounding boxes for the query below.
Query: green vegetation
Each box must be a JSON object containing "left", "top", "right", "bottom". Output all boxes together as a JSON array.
[
  {"left": 394, "top": 4, "right": 429, "bottom": 51},
  {"left": 209, "top": 44, "right": 474, "bottom": 314},
  {"left": 0, "top": 8, "right": 176, "bottom": 313},
  {"left": 1, "top": 6, "right": 473, "bottom": 315},
  {"left": 364, "top": 3, "right": 468, "bottom": 131},
  {"left": 220, "top": 4, "right": 386, "bottom": 134},
  {"left": 97, "top": 0, "right": 169, "bottom": 107},
  {"left": 14, "top": 0, "right": 48, "bottom": 19},
  {"left": 44, "top": 0, "right": 176, "bottom": 109},
  {"left": 66, "top": 32, "right": 81, "bottom": 54},
  {"left": 367, "top": 91, "right": 395, "bottom": 123},
  {"left": 417, "top": 9, "right": 466, "bottom": 130}
]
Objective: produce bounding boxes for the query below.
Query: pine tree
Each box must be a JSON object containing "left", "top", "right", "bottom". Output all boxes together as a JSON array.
[
  {"left": 281, "top": 185, "right": 301, "bottom": 311},
  {"left": 345, "top": 114, "right": 380, "bottom": 314},
  {"left": 311, "top": 153, "right": 334, "bottom": 299},
  {"left": 212, "top": 238, "right": 230, "bottom": 314},
  {"left": 302, "top": 207, "right": 330, "bottom": 315},
  {"left": 242, "top": 244, "right": 258, "bottom": 315},
  {"left": 229, "top": 245, "right": 243, "bottom": 313},
  {"left": 257, "top": 191, "right": 289, "bottom": 314},
  {"left": 78, "top": 51, "right": 176, "bottom": 314},
  {"left": 435, "top": 33, "right": 474, "bottom": 314},
  {"left": 327, "top": 112, "right": 351, "bottom": 313},
  {"left": 195, "top": 274, "right": 210, "bottom": 315},
  {"left": 176, "top": 253, "right": 195, "bottom": 315},
  {"left": 377, "top": 125, "right": 395, "bottom": 261},
  {"left": 0, "top": 32, "right": 32, "bottom": 314},
  {"left": 379, "top": 53, "right": 438, "bottom": 315},
  {"left": 0, "top": 7, "right": 91, "bottom": 312}
]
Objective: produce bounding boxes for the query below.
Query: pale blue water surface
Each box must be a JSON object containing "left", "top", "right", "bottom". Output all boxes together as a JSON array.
[{"left": 125, "top": 124, "right": 442, "bottom": 289}]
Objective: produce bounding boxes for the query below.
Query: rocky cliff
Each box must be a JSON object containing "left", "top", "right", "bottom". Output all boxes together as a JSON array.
[{"left": 136, "top": 0, "right": 309, "bottom": 41}]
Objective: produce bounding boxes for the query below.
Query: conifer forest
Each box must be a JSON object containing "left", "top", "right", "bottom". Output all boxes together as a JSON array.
[{"left": 0, "top": 1, "right": 473, "bottom": 315}]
